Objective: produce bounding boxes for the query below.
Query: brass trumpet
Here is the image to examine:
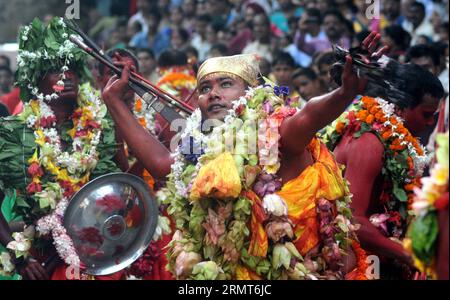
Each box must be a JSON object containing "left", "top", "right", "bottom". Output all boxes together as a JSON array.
[{"left": 66, "top": 20, "right": 193, "bottom": 123}]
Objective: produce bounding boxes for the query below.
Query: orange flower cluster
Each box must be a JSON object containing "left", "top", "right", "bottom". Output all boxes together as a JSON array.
[
  {"left": 357, "top": 96, "right": 424, "bottom": 210},
  {"left": 336, "top": 120, "right": 346, "bottom": 134},
  {"left": 332, "top": 96, "right": 425, "bottom": 230},
  {"left": 132, "top": 98, "right": 156, "bottom": 190},
  {"left": 358, "top": 97, "right": 423, "bottom": 154},
  {"left": 406, "top": 177, "right": 422, "bottom": 210},
  {"left": 135, "top": 98, "right": 143, "bottom": 113},
  {"left": 358, "top": 96, "right": 424, "bottom": 158},
  {"left": 348, "top": 240, "right": 369, "bottom": 280},
  {"left": 157, "top": 73, "right": 196, "bottom": 89}
]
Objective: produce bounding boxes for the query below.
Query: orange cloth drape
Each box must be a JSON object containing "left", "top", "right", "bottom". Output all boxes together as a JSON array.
[{"left": 276, "top": 138, "right": 348, "bottom": 256}]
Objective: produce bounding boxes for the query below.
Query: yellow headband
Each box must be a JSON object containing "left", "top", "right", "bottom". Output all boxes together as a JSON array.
[{"left": 197, "top": 54, "right": 261, "bottom": 86}]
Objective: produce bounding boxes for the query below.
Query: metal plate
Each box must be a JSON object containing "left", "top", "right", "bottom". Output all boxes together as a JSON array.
[{"left": 63, "top": 173, "right": 158, "bottom": 276}]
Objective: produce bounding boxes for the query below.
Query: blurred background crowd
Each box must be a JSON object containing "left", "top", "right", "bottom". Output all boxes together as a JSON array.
[{"left": 0, "top": 0, "right": 449, "bottom": 116}]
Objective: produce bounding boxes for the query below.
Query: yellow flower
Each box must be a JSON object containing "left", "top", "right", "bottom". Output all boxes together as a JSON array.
[
  {"left": 403, "top": 238, "right": 412, "bottom": 252},
  {"left": 431, "top": 165, "right": 449, "bottom": 186},
  {"left": 87, "top": 131, "right": 94, "bottom": 141},
  {"left": 28, "top": 150, "right": 39, "bottom": 165},
  {"left": 45, "top": 160, "right": 60, "bottom": 177},
  {"left": 235, "top": 265, "right": 262, "bottom": 280},
  {"left": 56, "top": 169, "right": 80, "bottom": 185},
  {"left": 34, "top": 130, "right": 46, "bottom": 146},
  {"left": 67, "top": 127, "right": 77, "bottom": 139},
  {"left": 29, "top": 100, "right": 40, "bottom": 115},
  {"left": 190, "top": 152, "right": 242, "bottom": 201},
  {"left": 264, "top": 163, "right": 280, "bottom": 175}
]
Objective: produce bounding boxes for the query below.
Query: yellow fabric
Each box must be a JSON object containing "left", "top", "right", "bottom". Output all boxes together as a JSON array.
[
  {"left": 190, "top": 152, "right": 242, "bottom": 201},
  {"left": 276, "top": 138, "right": 348, "bottom": 256},
  {"left": 236, "top": 265, "right": 262, "bottom": 280},
  {"left": 142, "top": 169, "right": 155, "bottom": 190},
  {"left": 244, "top": 190, "right": 269, "bottom": 258},
  {"left": 197, "top": 54, "right": 260, "bottom": 86}
]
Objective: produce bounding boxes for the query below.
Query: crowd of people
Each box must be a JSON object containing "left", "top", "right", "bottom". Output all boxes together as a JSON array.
[
  {"left": 0, "top": 0, "right": 448, "bottom": 281},
  {"left": 1, "top": 0, "right": 449, "bottom": 115}
]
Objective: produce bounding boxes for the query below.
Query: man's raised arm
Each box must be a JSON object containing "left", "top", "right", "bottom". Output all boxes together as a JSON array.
[
  {"left": 102, "top": 65, "right": 174, "bottom": 180},
  {"left": 281, "top": 55, "right": 364, "bottom": 154},
  {"left": 281, "top": 32, "right": 386, "bottom": 155}
]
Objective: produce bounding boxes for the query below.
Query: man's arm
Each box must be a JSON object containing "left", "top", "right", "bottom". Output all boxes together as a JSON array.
[
  {"left": 113, "top": 130, "right": 130, "bottom": 172},
  {"left": 345, "top": 133, "right": 413, "bottom": 265},
  {"left": 281, "top": 55, "right": 366, "bottom": 154},
  {"left": 102, "top": 65, "right": 174, "bottom": 181},
  {"left": 281, "top": 32, "right": 387, "bottom": 155}
]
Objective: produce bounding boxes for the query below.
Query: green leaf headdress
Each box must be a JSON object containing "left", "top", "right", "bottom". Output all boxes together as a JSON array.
[{"left": 16, "top": 17, "right": 91, "bottom": 102}]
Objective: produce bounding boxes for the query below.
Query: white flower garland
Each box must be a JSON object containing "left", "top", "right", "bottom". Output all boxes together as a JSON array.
[
  {"left": 170, "top": 85, "right": 279, "bottom": 201},
  {"left": 36, "top": 198, "right": 81, "bottom": 267},
  {"left": 133, "top": 97, "right": 157, "bottom": 135},
  {"left": 21, "top": 84, "right": 105, "bottom": 268},
  {"left": 19, "top": 18, "right": 79, "bottom": 103},
  {"left": 25, "top": 88, "right": 103, "bottom": 176}
]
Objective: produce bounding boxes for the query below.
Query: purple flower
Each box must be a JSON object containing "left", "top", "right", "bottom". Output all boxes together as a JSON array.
[{"left": 274, "top": 86, "right": 290, "bottom": 97}]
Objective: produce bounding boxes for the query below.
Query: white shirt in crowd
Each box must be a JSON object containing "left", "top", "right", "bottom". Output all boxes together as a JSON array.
[
  {"left": 242, "top": 41, "right": 273, "bottom": 62},
  {"left": 402, "top": 18, "right": 435, "bottom": 45},
  {"left": 191, "top": 34, "right": 211, "bottom": 62},
  {"left": 128, "top": 11, "right": 149, "bottom": 35},
  {"left": 284, "top": 44, "right": 312, "bottom": 68}
]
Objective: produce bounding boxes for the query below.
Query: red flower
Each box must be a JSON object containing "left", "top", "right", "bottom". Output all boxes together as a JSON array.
[
  {"left": 96, "top": 194, "right": 126, "bottom": 213},
  {"left": 108, "top": 222, "right": 124, "bottom": 236},
  {"left": 76, "top": 244, "right": 105, "bottom": 258},
  {"left": 52, "top": 85, "right": 65, "bottom": 92},
  {"left": 26, "top": 182, "right": 42, "bottom": 195},
  {"left": 28, "top": 163, "right": 44, "bottom": 177},
  {"left": 60, "top": 180, "right": 76, "bottom": 198},
  {"left": 113, "top": 245, "right": 125, "bottom": 256},
  {"left": 348, "top": 110, "right": 356, "bottom": 123},
  {"left": 87, "top": 121, "right": 100, "bottom": 129},
  {"left": 127, "top": 243, "right": 161, "bottom": 278},
  {"left": 71, "top": 110, "right": 83, "bottom": 119},
  {"left": 75, "top": 130, "right": 88, "bottom": 138},
  {"left": 77, "top": 227, "right": 104, "bottom": 246},
  {"left": 434, "top": 192, "right": 449, "bottom": 211},
  {"left": 39, "top": 116, "right": 56, "bottom": 128},
  {"left": 125, "top": 204, "right": 143, "bottom": 228},
  {"left": 235, "top": 104, "right": 245, "bottom": 116},
  {"left": 388, "top": 211, "right": 402, "bottom": 227}
]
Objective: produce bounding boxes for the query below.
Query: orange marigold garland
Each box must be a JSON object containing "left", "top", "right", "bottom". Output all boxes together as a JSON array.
[
  {"left": 323, "top": 95, "right": 429, "bottom": 241},
  {"left": 157, "top": 66, "right": 196, "bottom": 100},
  {"left": 345, "top": 241, "right": 369, "bottom": 280}
]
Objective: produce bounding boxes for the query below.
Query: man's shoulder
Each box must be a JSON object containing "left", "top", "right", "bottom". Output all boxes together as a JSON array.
[{"left": 350, "top": 131, "right": 385, "bottom": 154}]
